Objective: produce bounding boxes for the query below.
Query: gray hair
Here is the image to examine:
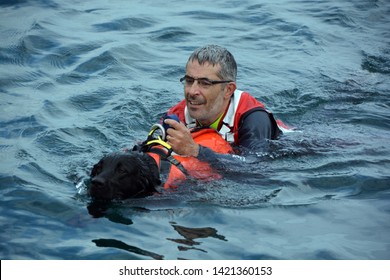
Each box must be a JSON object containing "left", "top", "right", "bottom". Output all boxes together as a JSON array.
[{"left": 187, "top": 45, "right": 237, "bottom": 81}]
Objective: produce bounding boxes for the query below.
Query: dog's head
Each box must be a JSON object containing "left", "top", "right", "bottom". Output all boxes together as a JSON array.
[{"left": 89, "top": 152, "right": 161, "bottom": 201}]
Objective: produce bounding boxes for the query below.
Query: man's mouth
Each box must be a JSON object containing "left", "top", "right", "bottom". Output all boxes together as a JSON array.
[{"left": 188, "top": 99, "right": 204, "bottom": 106}]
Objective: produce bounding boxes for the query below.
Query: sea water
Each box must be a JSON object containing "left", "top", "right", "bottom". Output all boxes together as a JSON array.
[{"left": 0, "top": 0, "right": 389, "bottom": 259}]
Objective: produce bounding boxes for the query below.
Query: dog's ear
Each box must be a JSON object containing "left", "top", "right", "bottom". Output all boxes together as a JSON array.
[
  {"left": 142, "top": 153, "right": 161, "bottom": 187},
  {"left": 131, "top": 154, "right": 161, "bottom": 196}
]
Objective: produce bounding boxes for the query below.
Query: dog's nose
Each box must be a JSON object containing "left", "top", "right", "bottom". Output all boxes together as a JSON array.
[
  {"left": 91, "top": 177, "right": 106, "bottom": 187},
  {"left": 89, "top": 177, "right": 109, "bottom": 200}
]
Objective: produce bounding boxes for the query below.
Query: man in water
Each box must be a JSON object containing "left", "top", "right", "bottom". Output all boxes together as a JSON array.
[{"left": 163, "top": 44, "right": 282, "bottom": 158}]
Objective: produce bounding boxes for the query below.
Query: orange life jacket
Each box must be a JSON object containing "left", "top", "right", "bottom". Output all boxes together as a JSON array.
[
  {"left": 147, "top": 128, "right": 233, "bottom": 189},
  {"left": 167, "top": 90, "right": 288, "bottom": 145}
]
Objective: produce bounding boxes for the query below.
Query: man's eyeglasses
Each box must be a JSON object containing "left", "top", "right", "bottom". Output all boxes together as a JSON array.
[{"left": 180, "top": 75, "right": 232, "bottom": 88}]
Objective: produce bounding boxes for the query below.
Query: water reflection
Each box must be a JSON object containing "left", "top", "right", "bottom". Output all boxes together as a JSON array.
[
  {"left": 93, "top": 238, "right": 164, "bottom": 260},
  {"left": 87, "top": 200, "right": 133, "bottom": 225},
  {"left": 168, "top": 222, "right": 227, "bottom": 253}
]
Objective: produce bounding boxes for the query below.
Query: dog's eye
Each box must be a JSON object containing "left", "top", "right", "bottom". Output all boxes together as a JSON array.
[{"left": 116, "top": 164, "right": 128, "bottom": 175}]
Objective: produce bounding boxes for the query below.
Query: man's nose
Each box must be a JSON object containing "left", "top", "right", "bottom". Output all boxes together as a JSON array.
[{"left": 187, "top": 81, "right": 202, "bottom": 95}]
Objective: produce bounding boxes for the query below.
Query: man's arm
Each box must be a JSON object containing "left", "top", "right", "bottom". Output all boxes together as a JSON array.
[
  {"left": 237, "top": 109, "right": 274, "bottom": 152},
  {"left": 196, "top": 110, "right": 275, "bottom": 167},
  {"left": 164, "top": 110, "right": 278, "bottom": 171}
]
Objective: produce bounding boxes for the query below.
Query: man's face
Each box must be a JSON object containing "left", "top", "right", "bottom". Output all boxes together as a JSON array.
[{"left": 184, "top": 60, "right": 234, "bottom": 126}]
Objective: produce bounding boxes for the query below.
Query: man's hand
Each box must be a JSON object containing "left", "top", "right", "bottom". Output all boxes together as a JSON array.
[{"left": 164, "top": 118, "right": 199, "bottom": 157}]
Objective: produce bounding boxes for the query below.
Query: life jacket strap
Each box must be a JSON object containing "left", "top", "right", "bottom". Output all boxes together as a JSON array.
[{"left": 147, "top": 146, "right": 189, "bottom": 177}]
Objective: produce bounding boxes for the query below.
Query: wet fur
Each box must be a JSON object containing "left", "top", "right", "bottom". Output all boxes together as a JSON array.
[{"left": 89, "top": 152, "right": 161, "bottom": 201}]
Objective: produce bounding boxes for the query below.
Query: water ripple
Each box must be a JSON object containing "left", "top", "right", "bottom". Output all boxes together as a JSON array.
[
  {"left": 0, "top": 116, "right": 47, "bottom": 139},
  {"left": 150, "top": 27, "right": 193, "bottom": 42},
  {"left": 93, "top": 17, "right": 156, "bottom": 32},
  {"left": 1, "top": 0, "right": 390, "bottom": 260},
  {"left": 362, "top": 49, "right": 390, "bottom": 74}
]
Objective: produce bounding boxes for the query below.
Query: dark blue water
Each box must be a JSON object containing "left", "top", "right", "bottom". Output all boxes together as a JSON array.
[{"left": 1, "top": 0, "right": 389, "bottom": 260}]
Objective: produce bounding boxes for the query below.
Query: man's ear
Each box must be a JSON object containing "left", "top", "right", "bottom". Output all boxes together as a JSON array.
[{"left": 224, "top": 82, "right": 236, "bottom": 99}]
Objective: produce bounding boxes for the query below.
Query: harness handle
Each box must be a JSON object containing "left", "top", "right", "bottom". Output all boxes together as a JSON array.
[
  {"left": 139, "top": 116, "right": 191, "bottom": 176},
  {"left": 143, "top": 123, "right": 173, "bottom": 154}
]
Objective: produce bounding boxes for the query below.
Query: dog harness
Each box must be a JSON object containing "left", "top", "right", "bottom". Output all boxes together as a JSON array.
[{"left": 139, "top": 124, "right": 233, "bottom": 189}]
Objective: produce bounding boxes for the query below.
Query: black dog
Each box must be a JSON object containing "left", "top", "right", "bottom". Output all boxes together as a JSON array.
[{"left": 89, "top": 152, "right": 161, "bottom": 201}]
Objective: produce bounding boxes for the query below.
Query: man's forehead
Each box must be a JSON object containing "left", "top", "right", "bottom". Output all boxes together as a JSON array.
[{"left": 186, "top": 60, "right": 221, "bottom": 76}]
